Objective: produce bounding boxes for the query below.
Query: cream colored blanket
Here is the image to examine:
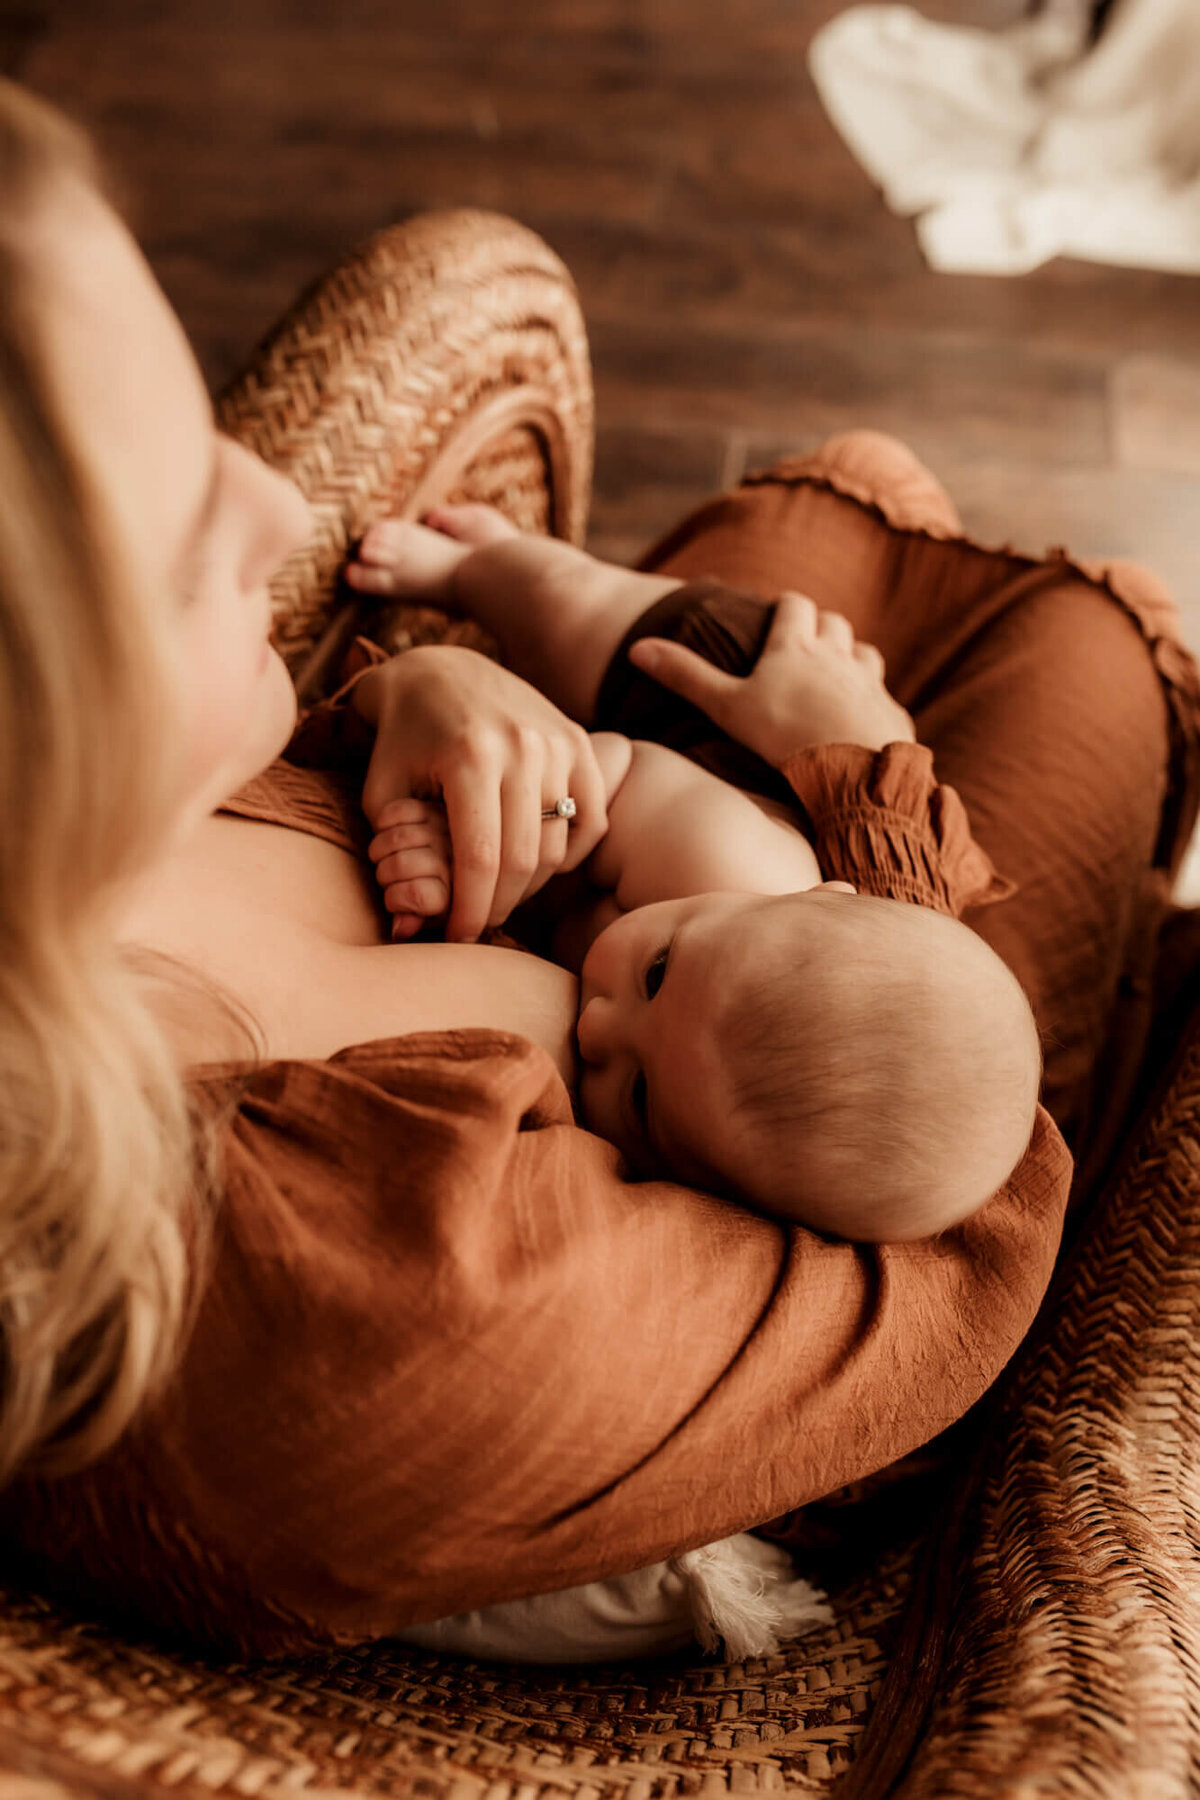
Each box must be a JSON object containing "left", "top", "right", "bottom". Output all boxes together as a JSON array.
[
  {"left": 810, "top": 0, "right": 1200, "bottom": 274},
  {"left": 398, "top": 1533, "right": 832, "bottom": 1664}
]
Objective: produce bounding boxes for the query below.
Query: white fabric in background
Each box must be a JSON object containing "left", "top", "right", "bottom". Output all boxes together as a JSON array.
[
  {"left": 397, "top": 1532, "right": 832, "bottom": 1665},
  {"left": 809, "top": 0, "right": 1200, "bottom": 275}
]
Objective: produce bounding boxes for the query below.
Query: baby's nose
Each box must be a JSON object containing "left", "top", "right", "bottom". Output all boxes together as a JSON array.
[{"left": 576, "top": 995, "right": 613, "bottom": 1066}]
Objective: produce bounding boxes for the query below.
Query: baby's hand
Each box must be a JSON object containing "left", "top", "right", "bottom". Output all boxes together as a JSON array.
[
  {"left": 368, "top": 797, "right": 453, "bottom": 942},
  {"left": 627, "top": 591, "right": 915, "bottom": 768}
]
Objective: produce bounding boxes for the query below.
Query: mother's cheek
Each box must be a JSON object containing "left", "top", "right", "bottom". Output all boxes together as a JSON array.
[
  {"left": 180, "top": 640, "right": 298, "bottom": 811},
  {"left": 264, "top": 646, "right": 300, "bottom": 750}
]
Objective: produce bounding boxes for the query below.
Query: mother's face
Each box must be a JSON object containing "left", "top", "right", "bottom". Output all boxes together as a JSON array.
[{"left": 29, "top": 177, "right": 313, "bottom": 838}]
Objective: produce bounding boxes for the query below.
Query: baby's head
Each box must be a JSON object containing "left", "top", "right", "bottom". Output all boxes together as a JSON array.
[{"left": 576, "top": 888, "right": 1041, "bottom": 1241}]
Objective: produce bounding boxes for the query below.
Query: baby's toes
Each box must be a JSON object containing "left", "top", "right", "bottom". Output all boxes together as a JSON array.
[
  {"left": 422, "top": 502, "right": 519, "bottom": 547},
  {"left": 347, "top": 518, "right": 469, "bottom": 601}
]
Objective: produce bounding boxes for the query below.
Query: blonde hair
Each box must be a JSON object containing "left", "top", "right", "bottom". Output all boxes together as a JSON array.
[{"left": 0, "top": 80, "right": 258, "bottom": 1484}]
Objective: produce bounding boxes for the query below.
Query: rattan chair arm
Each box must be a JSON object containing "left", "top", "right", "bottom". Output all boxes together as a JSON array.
[
  {"left": 869, "top": 1002, "right": 1200, "bottom": 1797},
  {"left": 214, "top": 209, "right": 594, "bottom": 698}
]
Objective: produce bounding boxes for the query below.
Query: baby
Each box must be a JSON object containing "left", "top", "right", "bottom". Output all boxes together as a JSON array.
[
  {"left": 342, "top": 510, "right": 1044, "bottom": 1666},
  {"left": 349, "top": 516, "right": 1042, "bottom": 1246}
]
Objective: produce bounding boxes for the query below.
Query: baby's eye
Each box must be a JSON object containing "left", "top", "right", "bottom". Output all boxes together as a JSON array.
[{"left": 644, "top": 945, "right": 669, "bottom": 1000}]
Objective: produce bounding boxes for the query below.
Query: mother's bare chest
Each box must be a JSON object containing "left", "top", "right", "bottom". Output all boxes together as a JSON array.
[
  {"left": 130, "top": 814, "right": 581, "bottom": 1082},
  {"left": 196, "top": 812, "right": 389, "bottom": 947}
]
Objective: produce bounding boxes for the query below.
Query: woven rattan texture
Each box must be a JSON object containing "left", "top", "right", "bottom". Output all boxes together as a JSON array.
[
  {"left": 363, "top": 420, "right": 555, "bottom": 667},
  {"left": 0, "top": 1545, "right": 912, "bottom": 1800},
  {"left": 890, "top": 1015, "right": 1200, "bottom": 1798},
  {"left": 214, "top": 209, "right": 593, "bottom": 680}
]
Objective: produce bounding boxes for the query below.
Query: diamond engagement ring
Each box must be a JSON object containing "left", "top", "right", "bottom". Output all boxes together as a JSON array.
[{"left": 541, "top": 797, "right": 577, "bottom": 822}]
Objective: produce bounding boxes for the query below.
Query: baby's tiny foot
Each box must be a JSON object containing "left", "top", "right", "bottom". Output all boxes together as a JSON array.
[
  {"left": 345, "top": 517, "right": 470, "bottom": 603},
  {"left": 422, "top": 502, "right": 520, "bottom": 547}
]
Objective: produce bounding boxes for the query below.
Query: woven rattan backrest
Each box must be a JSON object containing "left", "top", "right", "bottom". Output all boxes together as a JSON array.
[{"left": 215, "top": 209, "right": 593, "bottom": 699}]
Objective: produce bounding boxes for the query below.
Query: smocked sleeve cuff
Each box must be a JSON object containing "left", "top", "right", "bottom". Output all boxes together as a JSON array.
[
  {"left": 282, "top": 636, "right": 391, "bottom": 773},
  {"left": 780, "top": 740, "right": 1015, "bottom": 918}
]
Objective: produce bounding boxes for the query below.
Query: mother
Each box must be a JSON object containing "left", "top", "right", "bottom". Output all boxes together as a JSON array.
[{"left": 0, "top": 81, "right": 1193, "bottom": 1656}]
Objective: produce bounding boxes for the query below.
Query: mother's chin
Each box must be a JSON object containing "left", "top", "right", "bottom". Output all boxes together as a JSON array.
[{"left": 200, "top": 642, "right": 300, "bottom": 826}]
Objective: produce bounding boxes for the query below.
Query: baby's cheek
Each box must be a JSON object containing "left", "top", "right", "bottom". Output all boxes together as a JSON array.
[{"left": 576, "top": 1065, "right": 618, "bottom": 1145}]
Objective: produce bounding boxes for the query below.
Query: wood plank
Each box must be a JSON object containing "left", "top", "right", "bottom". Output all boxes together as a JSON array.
[
  {"left": 539, "top": 215, "right": 1200, "bottom": 364},
  {"left": 1112, "top": 356, "right": 1200, "bottom": 480},
  {"left": 589, "top": 315, "right": 1110, "bottom": 466},
  {"left": 587, "top": 422, "right": 731, "bottom": 564},
  {"left": 0, "top": 11, "right": 48, "bottom": 75},
  {"left": 14, "top": 0, "right": 1200, "bottom": 606}
]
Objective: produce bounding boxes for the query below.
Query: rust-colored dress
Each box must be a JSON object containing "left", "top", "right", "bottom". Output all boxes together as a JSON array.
[{"left": 4, "top": 432, "right": 1195, "bottom": 1659}]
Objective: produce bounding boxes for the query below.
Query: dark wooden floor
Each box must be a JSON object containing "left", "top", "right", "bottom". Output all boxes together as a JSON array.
[{"left": 8, "top": 0, "right": 1200, "bottom": 621}]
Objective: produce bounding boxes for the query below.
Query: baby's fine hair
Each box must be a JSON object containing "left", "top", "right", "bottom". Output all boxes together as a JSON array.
[{"left": 723, "top": 892, "right": 1042, "bottom": 1241}]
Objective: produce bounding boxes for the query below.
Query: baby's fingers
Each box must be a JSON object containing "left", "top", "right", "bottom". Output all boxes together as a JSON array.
[
  {"left": 376, "top": 840, "right": 451, "bottom": 890},
  {"left": 382, "top": 872, "right": 451, "bottom": 920},
  {"left": 369, "top": 797, "right": 450, "bottom": 862}
]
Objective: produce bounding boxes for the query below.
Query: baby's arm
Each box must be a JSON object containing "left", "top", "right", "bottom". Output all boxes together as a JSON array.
[
  {"left": 368, "top": 733, "right": 635, "bottom": 943},
  {"left": 588, "top": 736, "right": 823, "bottom": 910},
  {"left": 367, "top": 734, "right": 822, "bottom": 942}
]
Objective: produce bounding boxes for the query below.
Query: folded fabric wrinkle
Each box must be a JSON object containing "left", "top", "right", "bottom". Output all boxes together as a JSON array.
[
  {"left": 809, "top": 0, "right": 1200, "bottom": 275},
  {"left": 396, "top": 1532, "right": 833, "bottom": 1664}
]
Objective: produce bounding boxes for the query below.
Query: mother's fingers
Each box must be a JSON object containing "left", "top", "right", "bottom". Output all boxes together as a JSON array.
[
  {"left": 440, "top": 755, "right": 503, "bottom": 943},
  {"left": 557, "top": 735, "right": 608, "bottom": 872},
  {"left": 418, "top": 721, "right": 611, "bottom": 936},
  {"left": 512, "top": 741, "right": 607, "bottom": 908},
  {"left": 488, "top": 761, "right": 546, "bottom": 929}
]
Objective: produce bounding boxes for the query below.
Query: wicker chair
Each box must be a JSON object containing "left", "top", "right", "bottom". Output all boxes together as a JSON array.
[{"left": 2, "top": 209, "right": 1199, "bottom": 1800}]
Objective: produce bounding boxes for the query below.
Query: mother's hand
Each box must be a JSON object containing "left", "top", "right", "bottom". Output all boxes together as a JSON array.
[
  {"left": 626, "top": 590, "right": 915, "bottom": 768},
  {"left": 352, "top": 646, "right": 608, "bottom": 942}
]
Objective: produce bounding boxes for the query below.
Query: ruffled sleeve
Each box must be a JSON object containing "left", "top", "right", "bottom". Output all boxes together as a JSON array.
[{"left": 781, "top": 740, "right": 1015, "bottom": 918}]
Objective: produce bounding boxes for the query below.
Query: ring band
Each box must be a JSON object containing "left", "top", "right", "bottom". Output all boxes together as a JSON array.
[{"left": 541, "top": 796, "right": 577, "bottom": 822}]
